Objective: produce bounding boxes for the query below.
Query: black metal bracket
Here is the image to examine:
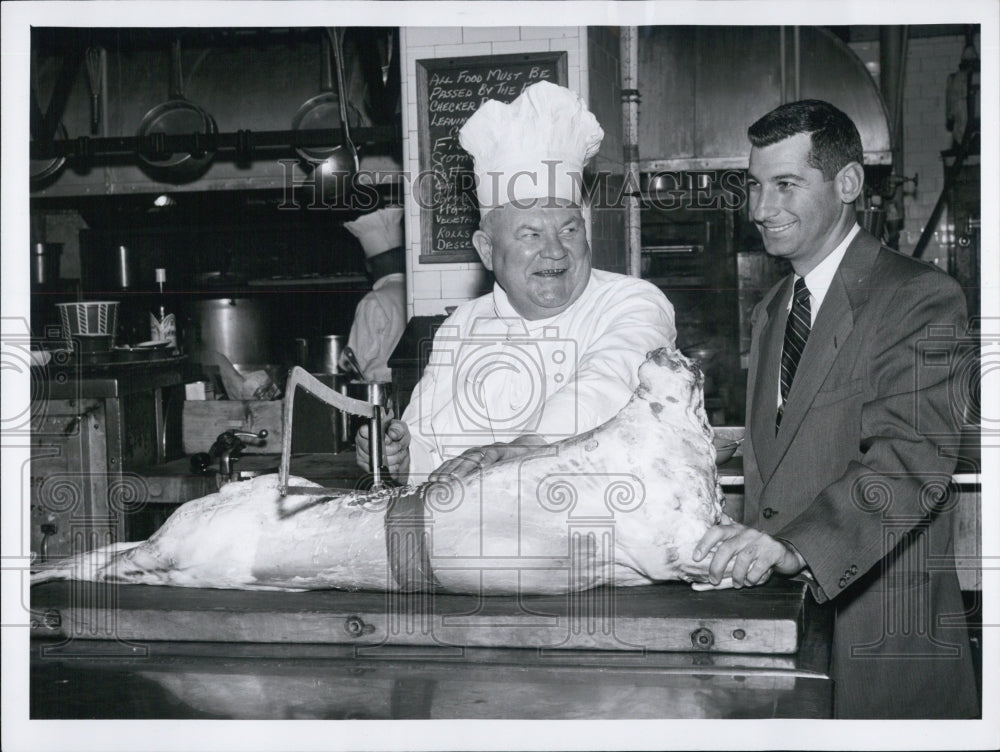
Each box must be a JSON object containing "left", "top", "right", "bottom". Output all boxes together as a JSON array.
[{"left": 29, "top": 126, "right": 401, "bottom": 162}]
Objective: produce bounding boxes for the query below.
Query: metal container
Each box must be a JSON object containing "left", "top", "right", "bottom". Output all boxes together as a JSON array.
[
  {"left": 184, "top": 298, "right": 271, "bottom": 368},
  {"left": 114, "top": 245, "right": 132, "bottom": 289},
  {"left": 316, "top": 334, "right": 345, "bottom": 374},
  {"left": 31, "top": 243, "right": 62, "bottom": 288}
]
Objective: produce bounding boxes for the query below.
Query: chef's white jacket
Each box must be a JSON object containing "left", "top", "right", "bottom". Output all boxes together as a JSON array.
[
  {"left": 401, "top": 269, "right": 676, "bottom": 478},
  {"left": 343, "top": 273, "right": 406, "bottom": 382}
]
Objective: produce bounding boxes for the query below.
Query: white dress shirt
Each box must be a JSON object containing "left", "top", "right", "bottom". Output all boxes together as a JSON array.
[
  {"left": 401, "top": 269, "right": 676, "bottom": 478},
  {"left": 778, "top": 223, "right": 860, "bottom": 409}
]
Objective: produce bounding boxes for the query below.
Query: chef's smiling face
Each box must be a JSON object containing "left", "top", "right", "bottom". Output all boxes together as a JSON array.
[
  {"left": 747, "top": 132, "right": 862, "bottom": 276},
  {"left": 473, "top": 201, "right": 592, "bottom": 320}
]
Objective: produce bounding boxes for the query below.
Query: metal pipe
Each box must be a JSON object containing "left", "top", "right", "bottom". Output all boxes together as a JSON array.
[
  {"left": 780, "top": 27, "right": 786, "bottom": 103},
  {"left": 28, "top": 126, "right": 400, "bottom": 161},
  {"left": 794, "top": 26, "right": 801, "bottom": 101},
  {"left": 620, "top": 26, "right": 642, "bottom": 278},
  {"left": 880, "top": 26, "right": 909, "bottom": 242}
]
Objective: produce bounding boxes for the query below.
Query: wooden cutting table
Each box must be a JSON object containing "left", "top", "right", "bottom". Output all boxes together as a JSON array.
[
  {"left": 30, "top": 449, "right": 834, "bottom": 719},
  {"left": 31, "top": 578, "right": 809, "bottom": 653},
  {"left": 30, "top": 579, "right": 832, "bottom": 719}
]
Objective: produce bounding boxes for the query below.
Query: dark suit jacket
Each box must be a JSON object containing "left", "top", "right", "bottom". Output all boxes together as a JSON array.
[{"left": 743, "top": 228, "right": 978, "bottom": 719}]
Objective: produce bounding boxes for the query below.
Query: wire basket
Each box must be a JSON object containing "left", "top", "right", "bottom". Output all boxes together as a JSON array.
[{"left": 56, "top": 301, "right": 119, "bottom": 348}]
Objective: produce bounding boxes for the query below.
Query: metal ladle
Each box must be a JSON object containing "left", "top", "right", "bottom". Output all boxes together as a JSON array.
[
  {"left": 320, "top": 27, "right": 359, "bottom": 201},
  {"left": 290, "top": 27, "right": 359, "bottom": 203}
]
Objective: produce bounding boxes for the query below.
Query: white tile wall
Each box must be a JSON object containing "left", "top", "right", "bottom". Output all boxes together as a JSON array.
[
  {"left": 405, "top": 27, "right": 465, "bottom": 47},
  {"left": 411, "top": 270, "right": 442, "bottom": 299},
  {"left": 490, "top": 39, "right": 551, "bottom": 55},
  {"left": 431, "top": 42, "right": 494, "bottom": 59},
  {"left": 520, "top": 27, "right": 579, "bottom": 40},
  {"left": 440, "top": 268, "right": 490, "bottom": 298},
  {"left": 414, "top": 298, "right": 475, "bottom": 317},
  {"left": 462, "top": 27, "right": 520, "bottom": 44},
  {"left": 549, "top": 36, "right": 582, "bottom": 71}
]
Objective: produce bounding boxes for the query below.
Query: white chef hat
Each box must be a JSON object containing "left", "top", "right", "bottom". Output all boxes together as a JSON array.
[
  {"left": 343, "top": 206, "right": 405, "bottom": 259},
  {"left": 458, "top": 81, "right": 604, "bottom": 217}
]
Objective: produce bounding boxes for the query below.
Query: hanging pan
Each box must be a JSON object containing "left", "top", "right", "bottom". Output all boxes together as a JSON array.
[
  {"left": 30, "top": 109, "right": 68, "bottom": 187},
  {"left": 30, "top": 49, "right": 69, "bottom": 188},
  {"left": 136, "top": 37, "right": 217, "bottom": 184},
  {"left": 291, "top": 28, "right": 358, "bottom": 201}
]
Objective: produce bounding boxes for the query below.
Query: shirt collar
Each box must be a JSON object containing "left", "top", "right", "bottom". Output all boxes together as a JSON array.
[{"left": 792, "top": 223, "right": 860, "bottom": 316}]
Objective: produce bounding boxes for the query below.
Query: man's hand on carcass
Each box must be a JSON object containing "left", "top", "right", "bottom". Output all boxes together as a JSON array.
[
  {"left": 356, "top": 418, "right": 410, "bottom": 482},
  {"left": 428, "top": 434, "right": 548, "bottom": 484},
  {"left": 692, "top": 519, "right": 806, "bottom": 589}
]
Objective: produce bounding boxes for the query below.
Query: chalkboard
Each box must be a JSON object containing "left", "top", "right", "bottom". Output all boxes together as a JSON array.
[{"left": 416, "top": 52, "right": 568, "bottom": 264}]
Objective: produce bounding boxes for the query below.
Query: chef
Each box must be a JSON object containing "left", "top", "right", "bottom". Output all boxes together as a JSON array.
[
  {"left": 340, "top": 206, "right": 407, "bottom": 382},
  {"left": 357, "top": 81, "right": 676, "bottom": 481}
]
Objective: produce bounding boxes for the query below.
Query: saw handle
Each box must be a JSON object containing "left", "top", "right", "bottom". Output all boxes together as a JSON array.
[
  {"left": 368, "top": 405, "right": 399, "bottom": 491},
  {"left": 364, "top": 380, "right": 398, "bottom": 490}
]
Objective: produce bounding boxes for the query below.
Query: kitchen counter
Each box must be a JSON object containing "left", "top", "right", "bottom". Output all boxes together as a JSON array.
[{"left": 38, "top": 353, "right": 187, "bottom": 400}]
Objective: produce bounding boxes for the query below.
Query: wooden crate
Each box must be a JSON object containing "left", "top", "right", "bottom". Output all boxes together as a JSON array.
[
  {"left": 182, "top": 397, "right": 343, "bottom": 456},
  {"left": 181, "top": 400, "right": 283, "bottom": 455}
]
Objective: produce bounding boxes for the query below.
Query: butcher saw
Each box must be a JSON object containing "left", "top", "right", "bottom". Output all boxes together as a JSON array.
[{"left": 278, "top": 366, "right": 394, "bottom": 497}]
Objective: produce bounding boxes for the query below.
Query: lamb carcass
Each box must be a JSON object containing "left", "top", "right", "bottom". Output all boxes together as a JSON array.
[{"left": 31, "top": 347, "right": 727, "bottom": 594}]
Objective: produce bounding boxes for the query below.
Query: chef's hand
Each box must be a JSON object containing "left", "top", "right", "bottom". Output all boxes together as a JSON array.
[
  {"left": 692, "top": 520, "right": 806, "bottom": 589},
  {"left": 428, "top": 434, "right": 548, "bottom": 484},
  {"left": 356, "top": 418, "right": 410, "bottom": 482}
]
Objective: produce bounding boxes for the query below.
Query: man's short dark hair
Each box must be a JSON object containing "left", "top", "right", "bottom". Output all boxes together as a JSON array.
[{"left": 748, "top": 99, "right": 864, "bottom": 179}]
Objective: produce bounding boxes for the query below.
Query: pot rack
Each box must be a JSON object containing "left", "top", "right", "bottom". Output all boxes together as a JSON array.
[{"left": 28, "top": 126, "right": 400, "bottom": 164}]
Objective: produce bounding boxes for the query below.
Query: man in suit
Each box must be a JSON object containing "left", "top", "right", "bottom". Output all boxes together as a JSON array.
[{"left": 693, "top": 99, "right": 978, "bottom": 719}]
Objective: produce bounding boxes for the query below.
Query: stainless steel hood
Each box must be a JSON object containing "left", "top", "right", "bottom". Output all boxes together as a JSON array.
[{"left": 638, "top": 26, "right": 891, "bottom": 171}]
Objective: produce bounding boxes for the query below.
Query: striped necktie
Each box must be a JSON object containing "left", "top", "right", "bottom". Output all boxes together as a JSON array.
[{"left": 777, "top": 277, "right": 811, "bottom": 431}]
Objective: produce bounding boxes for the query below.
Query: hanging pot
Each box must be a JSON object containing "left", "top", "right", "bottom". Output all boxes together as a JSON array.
[
  {"left": 136, "top": 37, "right": 217, "bottom": 184},
  {"left": 30, "top": 121, "right": 69, "bottom": 187},
  {"left": 30, "top": 50, "right": 68, "bottom": 188},
  {"left": 291, "top": 28, "right": 358, "bottom": 202}
]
